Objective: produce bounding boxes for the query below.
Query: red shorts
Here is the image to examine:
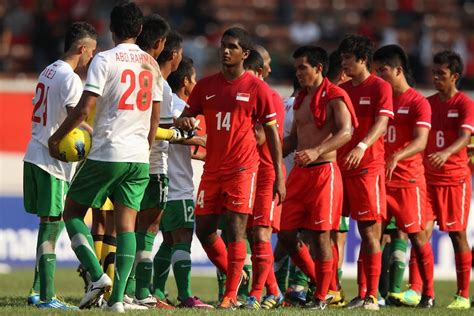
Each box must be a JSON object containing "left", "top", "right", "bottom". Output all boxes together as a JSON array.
[
  {"left": 247, "top": 174, "right": 281, "bottom": 231},
  {"left": 425, "top": 178, "right": 471, "bottom": 232},
  {"left": 280, "top": 162, "right": 342, "bottom": 231},
  {"left": 342, "top": 169, "right": 386, "bottom": 222},
  {"left": 386, "top": 184, "right": 426, "bottom": 233},
  {"left": 195, "top": 169, "right": 257, "bottom": 216}
]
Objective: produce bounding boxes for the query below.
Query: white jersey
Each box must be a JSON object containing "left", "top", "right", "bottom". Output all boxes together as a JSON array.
[
  {"left": 149, "top": 80, "right": 173, "bottom": 174},
  {"left": 23, "top": 60, "right": 82, "bottom": 181},
  {"left": 84, "top": 43, "right": 163, "bottom": 163},
  {"left": 167, "top": 94, "right": 194, "bottom": 200},
  {"left": 283, "top": 96, "right": 295, "bottom": 176}
]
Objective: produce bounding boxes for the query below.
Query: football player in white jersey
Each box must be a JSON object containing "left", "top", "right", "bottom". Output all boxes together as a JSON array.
[
  {"left": 48, "top": 3, "right": 162, "bottom": 312},
  {"left": 23, "top": 22, "right": 97, "bottom": 310}
]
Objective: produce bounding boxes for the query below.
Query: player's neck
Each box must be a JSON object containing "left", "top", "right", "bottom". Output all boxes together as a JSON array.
[
  {"left": 160, "top": 63, "right": 173, "bottom": 80},
  {"left": 306, "top": 76, "right": 324, "bottom": 94},
  {"left": 392, "top": 80, "right": 410, "bottom": 97},
  {"left": 176, "top": 88, "right": 187, "bottom": 101},
  {"left": 350, "top": 69, "right": 370, "bottom": 86},
  {"left": 438, "top": 86, "right": 458, "bottom": 101},
  {"left": 61, "top": 54, "right": 79, "bottom": 71},
  {"left": 222, "top": 64, "right": 245, "bottom": 81}
]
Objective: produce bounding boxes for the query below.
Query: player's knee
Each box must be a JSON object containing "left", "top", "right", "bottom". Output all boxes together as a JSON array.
[{"left": 448, "top": 231, "right": 469, "bottom": 250}]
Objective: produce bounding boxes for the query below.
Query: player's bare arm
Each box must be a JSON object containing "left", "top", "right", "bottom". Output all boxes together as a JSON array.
[
  {"left": 66, "top": 106, "right": 93, "bottom": 135},
  {"left": 343, "top": 115, "right": 389, "bottom": 170},
  {"left": 283, "top": 120, "right": 297, "bottom": 157},
  {"left": 172, "top": 134, "right": 206, "bottom": 147},
  {"left": 428, "top": 129, "right": 471, "bottom": 169},
  {"left": 48, "top": 91, "right": 98, "bottom": 161},
  {"left": 254, "top": 124, "right": 266, "bottom": 146},
  {"left": 386, "top": 126, "right": 429, "bottom": 180},
  {"left": 148, "top": 100, "right": 161, "bottom": 147},
  {"left": 295, "top": 98, "right": 352, "bottom": 166},
  {"left": 263, "top": 122, "right": 286, "bottom": 204}
]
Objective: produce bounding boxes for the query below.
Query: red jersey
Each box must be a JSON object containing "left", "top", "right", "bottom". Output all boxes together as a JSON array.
[
  {"left": 257, "top": 89, "right": 285, "bottom": 176},
  {"left": 384, "top": 88, "right": 431, "bottom": 187},
  {"left": 187, "top": 71, "right": 276, "bottom": 174},
  {"left": 424, "top": 92, "right": 474, "bottom": 185},
  {"left": 338, "top": 74, "right": 394, "bottom": 176}
]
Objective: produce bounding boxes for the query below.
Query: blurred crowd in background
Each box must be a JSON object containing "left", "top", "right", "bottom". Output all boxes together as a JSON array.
[{"left": 1, "top": 0, "right": 474, "bottom": 88}]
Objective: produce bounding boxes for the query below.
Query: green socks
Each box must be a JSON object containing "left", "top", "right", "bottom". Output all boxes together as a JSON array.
[
  {"left": 217, "top": 269, "right": 226, "bottom": 300},
  {"left": 33, "top": 221, "right": 64, "bottom": 301},
  {"left": 389, "top": 238, "right": 408, "bottom": 293},
  {"left": 66, "top": 218, "right": 103, "bottom": 281},
  {"left": 109, "top": 232, "right": 136, "bottom": 305},
  {"left": 134, "top": 232, "right": 156, "bottom": 300},
  {"left": 274, "top": 255, "right": 290, "bottom": 292},
  {"left": 172, "top": 243, "right": 192, "bottom": 301},
  {"left": 289, "top": 261, "right": 309, "bottom": 290},
  {"left": 153, "top": 242, "right": 172, "bottom": 300}
]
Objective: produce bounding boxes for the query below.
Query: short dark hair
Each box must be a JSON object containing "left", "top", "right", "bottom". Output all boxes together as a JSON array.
[
  {"left": 64, "top": 22, "right": 97, "bottom": 53},
  {"left": 168, "top": 57, "right": 194, "bottom": 92},
  {"left": 433, "top": 50, "right": 464, "bottom": 77},
  {"left": 373, "top": 44, "right": 414, "bottom": 86},
  {"left": 326, "top": 50, "right": 343, "bottom": 82},
  {"left": 338, "top": 34, "right": 374, "bottom": 68},
  {"left": 293, "top": 46, "right": 328, "bottom": 76},
  {"left": 110, "top": 1, "right": 143, "bottom": 40},
  {"left": 157, "top": 30, "right": 183, "bottom": 65},
  {"left": 222, "top": 27, "right": 253, "bottom": 51},
  {"left": 136, "top": 14, "right": 170, "bottom": 51},
  {"left": 243, "top": 49, "right": 263, "bottom": 72}
]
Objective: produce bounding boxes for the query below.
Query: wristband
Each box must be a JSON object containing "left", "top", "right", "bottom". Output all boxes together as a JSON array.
[{"left": 356, "top": 141, "right": 368, "bottom": 151}]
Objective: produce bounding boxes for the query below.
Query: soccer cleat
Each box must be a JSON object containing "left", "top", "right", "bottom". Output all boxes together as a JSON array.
[
  {"left": 217, "top": 296, "right": 238, "bottom": 310},
  {"left": 362, "top": 295, "right": 380, "bottom": 311},
  {"left": 284, "top": 288, "right": 307, "bottom": 306},
  {"left": 123, "top": 294, "right": 135, "bottom": 305},
  {"left": 417, "top": 295, "right": 435, "bottom": 308},
  {"left": 36, "top": 298, "right": 79, "bottom": 310},
  {"left": 76, "top": 264, "right": 91, "bottom": 293},
  {"left": 345, "top": 296, "right": 365, "bottom": 309},
  {"left": 27, "top": 289, "right": 40, "bottom": 305},
  {"left": 134, "top": 294, "right": 156, "bottom": 308},
  {"left": 78, "top": 273, "right": 112, "bottom": 309},
  {"left": 261, "top": 293, "right": 284, "bottom": 309},
  {"left": 447, "top": 295, "right": 470, "bottom": 309},
  {"left": 304, "top": 297, "right": 327, "bottom": 310},
  {"left": 386, "top": 292, "right": 402, "bottom": 306},
  {"left": 154, "top": 298, "right": 175, "bottom": 310},
  {"left": 177, "top": 296, "right": 214, "bottom": 309},
  {"left": 378, "top": 296, "right": 386, "bottom": 307},
  {"left": 123, "top": 300, "right": 148, "bottom": 310},
  {"left": 103, "top": 302, "right": 125, "bottom": 313},
  {"left": 390, "top": 288, "right": 421, "bottom": 306},
  {"left": 327, "top": 289, "right": 347, "bottom": 307},
  {"left": 241, "top": 296, "right": 260, "bottom": 310}
]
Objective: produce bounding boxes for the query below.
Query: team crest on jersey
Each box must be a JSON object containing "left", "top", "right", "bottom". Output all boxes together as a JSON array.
[
  {"left": 447, "top": 109, "right": 459, "bottom": 118},
  {"left": 397, "top": 107, "right": 409, "bottom": 114},
  {"left": 359, "top": 97, "right": 371, "bottom": 105},
  {"left": 236, "top": 92, "right": 250, "bottom": 102}
]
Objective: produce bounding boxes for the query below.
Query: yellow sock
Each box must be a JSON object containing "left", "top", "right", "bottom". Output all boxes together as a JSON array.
[
  {"left": 92, "top": 235, "right": 104, "bottom": 263},
  {"left": 101, "top": 235, "right": 116, "bottom": 301}
]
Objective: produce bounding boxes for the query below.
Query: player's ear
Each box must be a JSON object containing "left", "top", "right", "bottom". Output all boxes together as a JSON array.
[
  {"left": 242, "top": 49, "right": 250, "bottom": 60},
  {"left": 451, "top": 71, "right": 460, "bottom": 83},
  {"left": 257, "top": 67, "right": 264, "bottom": 78}
]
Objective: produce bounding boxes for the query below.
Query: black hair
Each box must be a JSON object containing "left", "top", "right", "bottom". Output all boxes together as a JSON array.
[
  {"left": 326, "top": 50, "right": 343, "bottom": 82},
  {"left": 433, "top": 50, "right": 464, "bottom": 79},
  {"left": 292, "top": 45, "right": 328, "bottom": 76},
  {"left": 338, "top": 34, "right": 374, "bottom": 69},
  {"left": 168, "top": 57, "right": 194, "bottom": 93},
  {"left": 373, "top": 44, "right": 414, "bottom": 86},
  {"left": 136, "top": 14, "right": 170, "bottom": 51},
  {"left": 222, "top": 27, "right": 253, "bottom": 51},
  {"left": 243, "top": 49, "right": 264, "bottom": 72},
  {"left": 110, "top": 1, "right": 143, "bottom": 40},
  {"left": 157, "top": 30, "right": 183, "bottom": 65},
  {"left": 64, "top": 22, "right": 97, "bottom": 53}
]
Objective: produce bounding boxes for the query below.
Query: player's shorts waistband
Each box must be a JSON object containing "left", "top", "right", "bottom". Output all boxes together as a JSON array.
[{"left": 301, "top": 161, "right": 332, "bottom": 168}]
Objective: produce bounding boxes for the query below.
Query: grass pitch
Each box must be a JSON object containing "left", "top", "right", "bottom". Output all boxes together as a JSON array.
[{"left": 0, "top": 268, "right": 472, "bottom": 315}]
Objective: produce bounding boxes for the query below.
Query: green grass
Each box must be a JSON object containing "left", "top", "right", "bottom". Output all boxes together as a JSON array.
[{"left": 0, "top": 268, "right": 472, "bottom": 314}]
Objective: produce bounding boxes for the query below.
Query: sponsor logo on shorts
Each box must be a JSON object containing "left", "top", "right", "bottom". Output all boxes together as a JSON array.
[
  {"left": 404, "top": 222, "right": 415, "bottom": 228},
  {"left": 358, "top": 210, "right": 369, "bottom": 215},
  {"left": 205, "top": 94, "right": 216, "bottom": 100},
  {"left": 231, "top": 201, "right": 243, "bottom": 206},
  {"left": 314, "top": 220, "right": 326, "bottom": 225},
  {"left": 446, "top": 221, "right": 457, "bottom": 226},
  {"left": 254, "top": 215, "right": 264, "bottom": 220}
]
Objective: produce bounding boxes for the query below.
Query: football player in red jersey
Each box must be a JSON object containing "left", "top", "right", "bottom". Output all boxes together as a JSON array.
[{"left": 175, "top": 27, "right": 285, "bottom": 309}]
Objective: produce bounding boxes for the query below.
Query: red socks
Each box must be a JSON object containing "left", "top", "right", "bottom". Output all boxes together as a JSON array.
[
  {"left": 415, "top": 243, "right": 434, "bottom": 297},
  {"left": 329, "top": 244, "right": 339, "bottom": 291},
  {"left": 202, "top": 237, "right": 228, "bottom": 273},
  {"left": 250, "top": 241, "right": 273, "bottom": 301},
  {"left": 408, "top": 247, "right": 422, "bottom": 292},
  {"left": 357, "top": 254, "right": 367, "bottom": 297},
  {"left": 315, "top": 259, "right": 333, "bottom": 300},
  {"left": 224, "top": 240, "right": 247, "bottom": 300},
  {"left": 363, "top": 252, "right": 381, "bottom": 297},
  {"left": 265, "top": 264, "right": 280, "bottom": 296},
  {"left": 289, "top": 244, "right": 317, "bottom": 284},
  {"left": 455, "top": 251, "right": 472, "bottom": 298}
]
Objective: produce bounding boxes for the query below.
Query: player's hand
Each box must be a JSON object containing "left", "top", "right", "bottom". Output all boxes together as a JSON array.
[
  {"left": 294, "top": 148, "right": 320, "bottom": 167},
  {"left": 48, "top": 136, "right": 67, "bottom": 162},
  {"left": 175, "top": 117, "right": 201, "bottom": 132},
  {"left": 427, "top": 151, "right": 450, "bottom": 169},
  {"left": 169, "top": 126, "right": 195, "bottom": 142},
  {"left": 343, "top": 146, "right": 365, "bottom": 170},
  {"left": 385, "top": 154, "right": 399, "bottom": 181},
  {"left": 273, "top": 174, "right": 286, "bottom": 206}
]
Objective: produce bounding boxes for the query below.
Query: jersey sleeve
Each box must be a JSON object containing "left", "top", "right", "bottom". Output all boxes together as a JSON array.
[
  {"left": 153, "top": 71, "right": 164, "bottom": 103},
  {"left": 376, "top": 80, "right": 394, "bottom": 119},
  {"left": 61, "top": 73, "right": 83, "bottom": 108},
  {"left": 84, "top": 54, "right": 108, "bottom": 96},
  {"left": 254, "top": 82, "right": 277, "bottom": 125},
  {"left": 186, "top": 81, "right": 203, "bottom": 115},
  {"left": 414, "top": 96, "right": 432, "bottom": 129},
  {"left": 460, "top": 96, "right": 474, "bottom": 133},
  {"left": 160, "top": 82, "right": 174, "bottom": 125}
]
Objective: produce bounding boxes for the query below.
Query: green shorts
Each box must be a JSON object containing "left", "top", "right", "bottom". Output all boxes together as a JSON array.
[
  {"left": 338, "top": 216, "right": 350, "bottom": 232},
  {"left": 161, "top": 199, "right": 195, "bottom": 232},
  {"left": 68, "top": 159, "right": 149, "bottom": 211},
  {"left": 140, "top": 174, "right": 169, "bottom": 211},
  {"left": 385, "top": 216, "right": 397, "bottom": 231},
  {"left": 23, "top": 162, "right": 69, "bottom": 217}
]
